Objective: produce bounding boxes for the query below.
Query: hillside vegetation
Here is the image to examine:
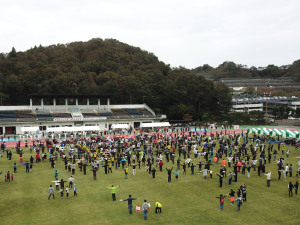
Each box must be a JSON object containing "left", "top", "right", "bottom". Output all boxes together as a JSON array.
[
  {"left": 0, "top": 38, "right": 231, "bottom": 120},
  {"left": 193, "top": 60, "right": 300, "bottom": 81}
]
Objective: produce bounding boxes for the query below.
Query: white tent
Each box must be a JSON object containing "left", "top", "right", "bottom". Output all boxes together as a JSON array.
[
  {"left": 140, "top": 122, "right": 171, "bottom": 128},
  {"left": 111, "top": 124, "right": 129, "bottom": 129},
  {"left": 47, "top": 126, "right": 100, "bottom": 133},
  {"left": 21, "top": 127, "right": 39, "bottom": 132}
]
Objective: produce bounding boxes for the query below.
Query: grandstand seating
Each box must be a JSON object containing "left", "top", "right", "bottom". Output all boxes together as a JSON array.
[
  {"left": 124, "top": 108, "right": 143, "bottom": 116},
  {"left": 15, "top": 110, "right": 37, "bottom": 122},
  {"left": 138, "top": 108, "right": 152, "bottom": 116},
  {"left": 0, "top": 110, "right": 17, "bottom": 122},
  {"left": 82, "top": 113, "right": 100, "bottom": 117},
  {"left": 36, "top": 111, "right": 53, "bottom": 121},
  {"left": 97, "top": 110, "right": 113, "bottom": 117},
  {"left": 52, "top": 113, "right": 72, "bottom": 118},
  {"left": 111, "top": 109, "right": 130, "bottom": 118}
]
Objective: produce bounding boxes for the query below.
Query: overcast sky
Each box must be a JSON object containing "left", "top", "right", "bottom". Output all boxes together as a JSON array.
[{"left": 1, "top": 0, "right": 300, "bottom": 69}]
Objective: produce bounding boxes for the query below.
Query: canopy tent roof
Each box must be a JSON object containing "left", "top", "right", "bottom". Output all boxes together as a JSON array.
[
  {"left": 47, "top": 126, "right": 100, "bottom": 133},
  {"left": 111, "top": 124, "right": 129, "bottom": 129},
  {"left": 285, "top": 130, "right": 300, "bottom": 138},
  {"left": 21, "top": 127, "right": 39, "bottom": 132},
  {"left": 140, "top": 122, "right": 171, "bottom": 128},
  {"left": 247, "top": 127, "right": 280, "bottom": 136},
  {"left": 246, "top": 127, "right": 300, "bottom": 137}
]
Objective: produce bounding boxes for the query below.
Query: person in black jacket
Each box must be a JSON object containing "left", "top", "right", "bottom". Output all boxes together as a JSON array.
[
  {"left": 240, "top": 184, "right": 247, "bottom": 202},
  {"left": 151, "top": 167, "right": 156, "bottom": 178},
  {"left": 294, "top": 180, "right": 298, "bottom": 195},
  {"left": 166, "top": 167, "right": 173, "bottom": 182},
  {"left": 288, "top": 181, "right": 294, "bottom": 197},
  {"left": 216, "top": 174, "right": 224, "bottom": 187}
]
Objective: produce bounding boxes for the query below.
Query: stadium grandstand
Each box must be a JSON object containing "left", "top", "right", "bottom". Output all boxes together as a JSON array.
[{"left": 0, "top": 94, "right": 166, "bottom": 135}]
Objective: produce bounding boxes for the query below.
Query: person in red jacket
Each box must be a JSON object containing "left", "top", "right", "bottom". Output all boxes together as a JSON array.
[
  {"left": 159, "top": 160, "right": 163, "bottom": 172},
  {"left": 36, "top": 153, "right": 40, "bottom": 163}
]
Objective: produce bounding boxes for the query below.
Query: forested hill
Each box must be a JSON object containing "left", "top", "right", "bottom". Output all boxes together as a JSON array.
[
  {"left": 193, "top": 60, "right": 300, "bottom": 80},
  {"left": 0, "top": 38, "right": 231, "bottom": 120}
]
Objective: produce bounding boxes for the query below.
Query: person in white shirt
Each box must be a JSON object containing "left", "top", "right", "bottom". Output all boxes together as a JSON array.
[{"left": 264, "top": 172, "right": 271, "bottom": 187}]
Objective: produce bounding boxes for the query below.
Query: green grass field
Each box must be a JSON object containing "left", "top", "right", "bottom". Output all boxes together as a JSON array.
[{"left": 0, "top": 140, "right": 300, "bottom": 225}]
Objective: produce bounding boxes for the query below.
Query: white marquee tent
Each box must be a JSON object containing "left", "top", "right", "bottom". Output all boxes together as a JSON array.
[
  {"left": 21, "top": 127, "right": 39, "bottom": 133},
  {"left": 140, "top": 122, "right": 171, "bottom": 128},
  {"left": 111, "top": 124, "right": 129, "bottom": 129},
  {"left": 47, "top": 126, "right": 100, "bottom": 133}
]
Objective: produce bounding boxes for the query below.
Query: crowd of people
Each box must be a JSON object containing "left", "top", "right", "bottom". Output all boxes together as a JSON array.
[{"left": 1, "top": 125, "right": 299, "bottom": 218}]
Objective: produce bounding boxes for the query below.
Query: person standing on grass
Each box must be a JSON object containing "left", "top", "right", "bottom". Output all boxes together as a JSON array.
[
  {"left": 229, "top": 189, "right": 235, "bottom": 205},
  {"left": 151, "top": 167, "right": 156, "bottom": 178},
  {"left": 52, "top": 178, "right": 60, "bottom": 191},
  {"left": 124, "top": 167, "right": 129, "bottom": 179},
  {"left": 121, "top": 195, "right": 137, "bottom": 215},
  {"left": 190, "top": 163, "right": 196, "bottom": 175},
  {"left": 131, "top": 163, "right": 137, "bottom": 176},
  {"left": 264, "top": 172, "right": 271, "bottom": 187},
  {"left": 59, "top": 187, "right": 64, "bottom": 199},
  {"left": 54, "top": 170, "right": 58, "bottom": 179},
  {"left": 216, "top": 174, "right": 224, "bottom": 188},
  {"left": 247, "top": 165, "right": 251, "bottom": 178},
  {"left": 289, "top": 164, "right": 293, "bottom": 177},
  {"left": 166, "top": 167, "right": 173, "bottom": 182},
  {"left": 6, "top": 171, "right": 10, "bottom": 182},
  {"left": 216, "top": 194, "right": 227, "bottom": 211},
  {"left": 288, "top": 181, "right": 294, "bottom": 197},
  {"left": 159, "top": 160, "right": 163, "bottom": 172},
  {"left": 142, "top": 199, "right": 150, "bottom": 220},
  {"left": 74, "top": 184, "right": 78, "bottom": 196},
  {"left": 60, "top": 179, "right": 67, "bottom": 189},
  {"left": 66, "top": 186, "right": 70, "bottom": 199},
  {"left": 294, "top": 180, "right": 298, "bottom": 195},
  {"left": 240, "top": 184, "right": 247, "bottom": 202},
  {"left": 107, "top": 185, "right": 119, "bottom": 201},
  {"left": 12, "top": 163, "right": 17, "bottom": 173},
  {"left": 68, "top": 176, "right": 74, "bottom": 188},
  {"left": 48, "top": 185, "right": 55, "bottom": 200},
  {"left": 235, "top": 196, "right": 242, "bottom": 212},
  {"left": 90, "top": 167, "right": 98, "bottom": 180},
  {"left": 29, "top": 162, "right": 33, "bottom": 172},
  {"left": 181, "top": 163, "right": 187, "bottom": 175},
  {"left": 228, "top": 171, "right": 233, "bottom": 185}
]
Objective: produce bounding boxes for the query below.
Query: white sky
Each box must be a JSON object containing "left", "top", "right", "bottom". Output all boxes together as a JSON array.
[{"left": 0, "top": 0, "right": 300, "bottom": 69}]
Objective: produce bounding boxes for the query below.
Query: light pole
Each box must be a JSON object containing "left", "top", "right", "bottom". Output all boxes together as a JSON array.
[
  {"left": 142, "top": 96, "right": 146, "bottom": 104},
  {"left": 264, "top": 92, "right": 271, "bottom": 124}
]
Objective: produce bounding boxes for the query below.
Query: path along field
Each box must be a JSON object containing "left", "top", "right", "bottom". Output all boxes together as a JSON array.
[{"left": 0, "top": 129, "right": 300, "bottom": 225}]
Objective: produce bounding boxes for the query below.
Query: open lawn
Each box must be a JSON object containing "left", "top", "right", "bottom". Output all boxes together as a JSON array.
[{"left": 0, "top": 137, "right": 300, "bottom": 225}]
